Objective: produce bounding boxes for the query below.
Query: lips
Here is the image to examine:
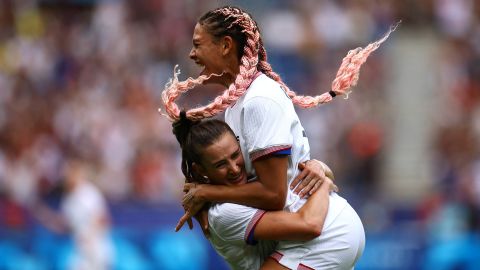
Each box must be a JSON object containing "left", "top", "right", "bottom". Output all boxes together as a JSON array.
[{"left": 228, "top": 171, "right": 246, "bottom": 185}]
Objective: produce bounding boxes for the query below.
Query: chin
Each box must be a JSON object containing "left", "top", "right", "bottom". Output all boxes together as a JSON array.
[{"left": 228, "top": 175, "right": 247, "bottom": 186}]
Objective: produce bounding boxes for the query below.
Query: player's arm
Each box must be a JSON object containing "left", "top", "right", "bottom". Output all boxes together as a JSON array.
[
  {"left": 191, "top": 96, "right": 294, "bottom": 211},
  {"left": 193, "top": 155, "right": 288, "bottom": 210},
  {"left": 176, "top": 155, "right": 289, "bottom": 231},
  {"left": 253, "top": 177, "right": 335, "bottom": 241},
  {"left": 184, "top": 156, "right": 331, "bottom": 211},
  {"left": 177, "top": 155, "right": 291, "bottom": 231}
]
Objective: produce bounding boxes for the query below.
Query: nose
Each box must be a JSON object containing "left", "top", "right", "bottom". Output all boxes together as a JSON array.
[{"left": 228, "top": 160, "right": 241, "bottom": 175}]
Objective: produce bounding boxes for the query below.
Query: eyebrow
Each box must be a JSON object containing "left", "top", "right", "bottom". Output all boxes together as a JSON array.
[
  {"left": 211, "top": 147, "right": 241, "bottom": 167},
  {"left": 212, "top": 159, "right": 226, "bottom": 167}
]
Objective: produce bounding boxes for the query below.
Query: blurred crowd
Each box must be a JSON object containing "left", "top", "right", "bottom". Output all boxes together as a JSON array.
[{"left": 0, "top": 0, "right": 479, "bottom": 268}]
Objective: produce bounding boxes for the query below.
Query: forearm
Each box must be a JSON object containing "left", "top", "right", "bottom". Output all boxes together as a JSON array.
[
  {"left": 198, "top": 181, "right": 284, "bottom": 210},
  {"left": 254, "top": 211, "right": 323, "bottom": 241},
  {"left": 297, "top": 181, "right": 330, "bottom": 234},
  {"left": 251, "top": 181, "right": 331, "bottom": 242},
  {"left": 196, "top": 156, "right": 288, "bottom": 210}
]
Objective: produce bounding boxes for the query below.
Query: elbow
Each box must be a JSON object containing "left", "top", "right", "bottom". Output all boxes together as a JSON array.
[
  {"left": 273, "top": 196, "right": 285, "bottom": 210},
  {"left": 303, "top": 219, "right": 324, "bottom": 239},
  {"left": 307, "top": 224, "right": 323, "bottom": 239},
  {"left": 267, "top": 193, "right": 285, "bottom": 211},
  {"left": 259, "top": 189, "right": 285, "bottom": 210},
  {"left": 256, "top": 186, "right": 286, "bottom": 210}
]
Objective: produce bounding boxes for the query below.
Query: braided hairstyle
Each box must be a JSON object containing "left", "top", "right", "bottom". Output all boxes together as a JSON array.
[
  {"left": 162, "top": 6, "right": 260, "bottom": 122},
  {"left": 172, "top": 111, "right": 236, "bottom": 183},
  {"left": 161, "top": 6, "right": 399, "bottom": 122}
]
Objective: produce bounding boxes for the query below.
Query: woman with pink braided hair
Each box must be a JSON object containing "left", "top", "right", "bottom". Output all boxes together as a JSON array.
[{"left": 162, "top": 6, "right": 397, "bottom": 269}]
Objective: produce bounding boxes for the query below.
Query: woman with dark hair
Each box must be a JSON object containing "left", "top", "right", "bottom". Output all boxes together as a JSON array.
[{"left": 171, "top": 113, "right": 364, "bottom": 269}]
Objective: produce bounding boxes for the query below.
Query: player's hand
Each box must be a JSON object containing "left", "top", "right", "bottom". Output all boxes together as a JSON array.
[
  {"left": 194, "top": 208, "right": 210, "bottom": 237},
  {"left": 291, "top": 159, "right": 332, "bottom": 198},
  {"left": 177, "top": 208, "right": 209, "bottom": 235},
  {"left": 175, "top": 183, "right": 206, "bottom": 231}
]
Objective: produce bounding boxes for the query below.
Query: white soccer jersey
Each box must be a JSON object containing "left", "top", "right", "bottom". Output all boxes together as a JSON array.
[
  {"left": 224, "top": 74, "right": 362, "bottom": 269},
  {"left": 207, "top": 203, "right": 277, "bottom": 270},
  {"left": 207, "top": 194, "right": 364, "bottom": 270},
  {"left": 225, "top": 74, "right": 311, "bottom": 212}
]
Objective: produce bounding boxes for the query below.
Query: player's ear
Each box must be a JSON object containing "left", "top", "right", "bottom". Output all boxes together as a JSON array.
[
  {"left": 221, "top": 36, "right": 234, "bottom": 56},
  {"left": 192, "top": 162, "right": 207, "bottom": 177}
]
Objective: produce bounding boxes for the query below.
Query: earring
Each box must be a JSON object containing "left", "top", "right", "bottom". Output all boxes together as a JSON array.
[{"left": 202, "top": 175, "right": 210, "bottom": 183}]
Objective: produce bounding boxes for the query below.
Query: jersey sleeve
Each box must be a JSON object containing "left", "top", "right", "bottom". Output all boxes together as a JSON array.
[
  {"left": 209, "top": 203, "right": 266, "bottom": 245},
  {"left": 241, "top": 96, "right": 292, "bottom": 161}
]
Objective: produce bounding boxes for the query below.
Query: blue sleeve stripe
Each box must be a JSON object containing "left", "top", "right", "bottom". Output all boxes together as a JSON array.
[
  {"left": 246, "top": 229, "right": 257, "bottom": 245},
  {"left": 244, "top": 210, "right": 266, "bottom": 245},
  {"left": 271, "top": 148, "right": 291, "bottom": 156}
]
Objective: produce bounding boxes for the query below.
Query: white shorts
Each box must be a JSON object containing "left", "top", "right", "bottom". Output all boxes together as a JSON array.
[{"left": 270, "top": 196, "right": 365, "bottom": 270}]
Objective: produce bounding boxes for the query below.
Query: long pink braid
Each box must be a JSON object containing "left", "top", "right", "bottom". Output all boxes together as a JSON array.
[
  {"left": 161, "top": 6, "right": 399, "bottom": 121},
  {"left": 161, "top": 66, "right": 224, "bottom": 122},
  {"left": 260, "top": 21, "right": 401, "bottom": 108}
]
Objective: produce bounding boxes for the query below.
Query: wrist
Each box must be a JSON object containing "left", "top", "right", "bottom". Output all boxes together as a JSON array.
[
  {"left": 196, "top": 184, "right": 210, "bottom": 202},
  {"left": 319, "top": 181, "right": 331, "bottom": 193}
]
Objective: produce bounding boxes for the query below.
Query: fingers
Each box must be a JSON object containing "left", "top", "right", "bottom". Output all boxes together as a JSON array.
[
  {"left": 182, "top": 188, "right": 196, "bottom": 208},
  {"left": 193, "top": 208, "right": 210, "bottom": 237},
  {"left": 182, "top": 193, "right": 193, "bottom": 208},
  {"left": 175, "top": 212, "right": 191, "bottom": 232},
  {"left": 291, "top": 162, "right": 308, "bottom": 190},
  {"left": 200, "top": 210, "right": 210, "bottom": 237},
  {"left": 183, "top": 200, "right": 205, "bottom": 222},
  {"left": 200, "top": 209, "right": 209, "bottom": 229},
  {"left": 297, "top": 162, "right": 306, "bottom": 170},
  {"left": 291, "top": 170, "right": 308, "bottom": 192},
  {"left": 308, "top": 180, "right": 323, "bottom": 196},
  {"left": 294, "top": 173, "right": 314, "bottom": 195},
  {"left": 187, "top": 218, "right": 193, "bottom": 230},
  {"left": 299, "top": 176, "right": 319, "bottom": 198},
  {"left": 183, "top": 183, "right": 195, "bottom": 193}
]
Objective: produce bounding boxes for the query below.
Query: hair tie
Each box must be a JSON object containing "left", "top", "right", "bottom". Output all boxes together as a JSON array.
[
  {"left": 180, "top": 111, "right": 188, "bottom": 121},
  {"left": 329, "top": 90, "right": 337, "bottom": 98}
]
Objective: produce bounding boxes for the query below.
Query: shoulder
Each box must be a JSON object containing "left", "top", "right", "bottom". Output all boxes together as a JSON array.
[
  {"left": 209, "top": 203, "right": 258, "bottom": 223},
  {"left": 208, "top": 203, "right": 263, "bottom": 243},
  {"left": 245, "top": 74, "right": 290, "bottom": 102}
]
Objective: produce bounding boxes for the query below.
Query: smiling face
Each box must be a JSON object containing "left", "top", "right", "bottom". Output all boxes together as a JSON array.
[
  {"left": 195, "top": 132, "right": 247, "bottom": 186},
  {"left": 190, "top": 23, "right": 225, "bottom": 75},
  {"left": 189, "top": 23, "right": 239, "bottom": 86}
]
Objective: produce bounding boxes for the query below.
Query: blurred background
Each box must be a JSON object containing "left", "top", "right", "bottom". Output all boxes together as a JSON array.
[{"left": 0, "top": 0, "right": 479, "bottom": 269}]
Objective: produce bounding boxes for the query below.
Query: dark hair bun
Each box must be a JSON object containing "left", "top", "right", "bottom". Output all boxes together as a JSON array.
[{"left": 172, "top": 111, "right": 198, "bottom": 147}]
